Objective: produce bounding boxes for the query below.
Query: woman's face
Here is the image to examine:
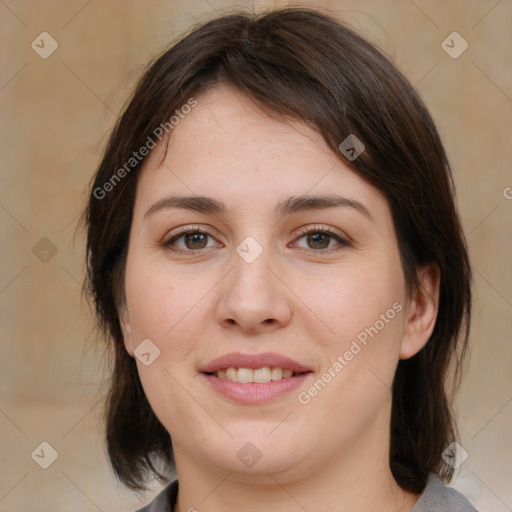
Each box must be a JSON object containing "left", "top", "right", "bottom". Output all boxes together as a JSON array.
[{"left": 120, "top": 84, "right": 428, "bottom": 482}]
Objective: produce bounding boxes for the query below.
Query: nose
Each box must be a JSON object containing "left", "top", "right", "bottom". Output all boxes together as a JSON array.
[{"left": 215, "top": 245, "right": 293, "bottom": 334}]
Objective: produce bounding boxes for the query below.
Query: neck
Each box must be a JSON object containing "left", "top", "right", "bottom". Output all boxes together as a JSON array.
[{"left": 173, "top": 429, "right": 420, "bottom": 512}]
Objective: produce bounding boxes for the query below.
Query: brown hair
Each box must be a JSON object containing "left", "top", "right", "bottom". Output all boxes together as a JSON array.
[{"left": 83, "top": 7, "right": 471, "bottom": 493}]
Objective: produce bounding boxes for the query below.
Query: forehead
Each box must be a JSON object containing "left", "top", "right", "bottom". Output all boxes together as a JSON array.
[{"left": 134, "top": 84, "right": 386, "bottom": 217}]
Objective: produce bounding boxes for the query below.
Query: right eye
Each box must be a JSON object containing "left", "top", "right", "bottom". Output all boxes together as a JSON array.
[{"left": 164, "top": 227, "right": 221, "bottom": 254}]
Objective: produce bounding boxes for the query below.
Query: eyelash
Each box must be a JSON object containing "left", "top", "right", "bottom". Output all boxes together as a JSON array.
[{"left": 163, "top": 225, "right": 350, "bottom": 255}]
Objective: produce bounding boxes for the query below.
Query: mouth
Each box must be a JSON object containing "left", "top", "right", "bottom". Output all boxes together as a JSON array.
[
  {"left": 205, "top": 367, "right": 306, "bottom": 383},
  {"left": 199, "top": 353, "right": 313, "bottom": 404}
]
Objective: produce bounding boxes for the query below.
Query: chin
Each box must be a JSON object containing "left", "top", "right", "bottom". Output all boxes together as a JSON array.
[{"left": 200, "top": 432, "right": 309, "bottom": 478}]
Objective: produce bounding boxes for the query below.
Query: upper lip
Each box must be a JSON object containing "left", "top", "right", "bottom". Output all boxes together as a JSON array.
[{"left": 199, "top": 352, "right": 312, "bottom": 373}]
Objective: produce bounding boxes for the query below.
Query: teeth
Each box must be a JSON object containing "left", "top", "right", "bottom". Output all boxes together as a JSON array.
[
  {"left": 271, "top": 367, "right": 283, "bottom": 380},
  {"left": 238, "top": 368, "right": 254, "bottom": 383},
  {"left": 226, "top": 368, "right": 237, "bottom": 382},
  {"left": 214, "top": 367, "right": 297, "bottom": 383},
  {"left": 254, "top": 367, "right": 271, "bottom": 383}
]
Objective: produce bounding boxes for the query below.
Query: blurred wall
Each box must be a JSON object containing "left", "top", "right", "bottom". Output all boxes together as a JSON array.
[{"left": 0, "top": 1, "right": 511, "bottom": 510}]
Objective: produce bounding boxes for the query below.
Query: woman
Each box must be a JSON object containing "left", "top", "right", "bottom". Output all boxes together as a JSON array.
[{"left": 84, "top": 7, "right": 477, "bottom": 511}]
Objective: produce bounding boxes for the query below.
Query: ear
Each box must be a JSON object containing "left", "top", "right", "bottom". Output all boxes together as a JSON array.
[
  {"left": 400, "top": 263, "right": 441, "bottom": 360},
  {"left": 119, "top": 305, "right": 135, "bottom": 357}
]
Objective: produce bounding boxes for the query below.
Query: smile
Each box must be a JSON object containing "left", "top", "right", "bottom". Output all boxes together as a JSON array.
[
  {"left": 210, "top": 367, "right": 299, "bottom": 383},
  {"left": 201, "top": 370, "right": 312, "bottom": 404}
]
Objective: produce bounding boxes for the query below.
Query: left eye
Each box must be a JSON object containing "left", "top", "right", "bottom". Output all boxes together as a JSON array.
[{"left": 293, "top": 229, "right": 347, "bottom": 251}]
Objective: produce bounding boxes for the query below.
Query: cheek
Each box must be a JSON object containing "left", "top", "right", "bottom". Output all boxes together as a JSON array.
[
  {"left": 124, "top": 255, "right": 208, "bottom": 340},
  {"left": 297, "top": 259, "right": 406, "bottom": 409},
  {"left": 123, "top": 255, "right": 221, "bottom": 408},
  {"left": 123, "top": 259, "right": 205, "bottom": 427},
  {"left": 304, "top": 262, "right": 406, "bottom": 347}
]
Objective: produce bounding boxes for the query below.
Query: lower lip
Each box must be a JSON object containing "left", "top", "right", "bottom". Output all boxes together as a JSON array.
[{"left": 201, "top": 372, "right": 312, "bottom": 404}]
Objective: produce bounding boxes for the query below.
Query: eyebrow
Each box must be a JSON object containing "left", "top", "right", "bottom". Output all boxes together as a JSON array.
[
  {"left": 144, "top": 194, "right": 373, "bottom": 221},
  {"left": 277, "top": 194, "right": 372, "bottom": 220}
]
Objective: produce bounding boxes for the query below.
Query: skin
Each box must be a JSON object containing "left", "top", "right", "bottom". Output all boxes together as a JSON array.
[{"left": 120, "top": 84, "right": 440, "bottom": 512}]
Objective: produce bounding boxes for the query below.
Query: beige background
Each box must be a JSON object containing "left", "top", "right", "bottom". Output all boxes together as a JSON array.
[{"left": 1, "top": 1, "right": 511, "bottom": 510}]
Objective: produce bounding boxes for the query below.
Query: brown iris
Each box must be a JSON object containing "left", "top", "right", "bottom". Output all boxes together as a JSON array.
[{"left": 307, "top": 232, "right": 330, "bottom": 250}]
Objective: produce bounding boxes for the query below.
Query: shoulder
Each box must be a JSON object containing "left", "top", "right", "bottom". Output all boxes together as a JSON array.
[
  {"left": 132, "top": 479, "right": 179, "bottom": 512},
  {"left": 412, "top": 474, "right": 479, "bottom": 512}
]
